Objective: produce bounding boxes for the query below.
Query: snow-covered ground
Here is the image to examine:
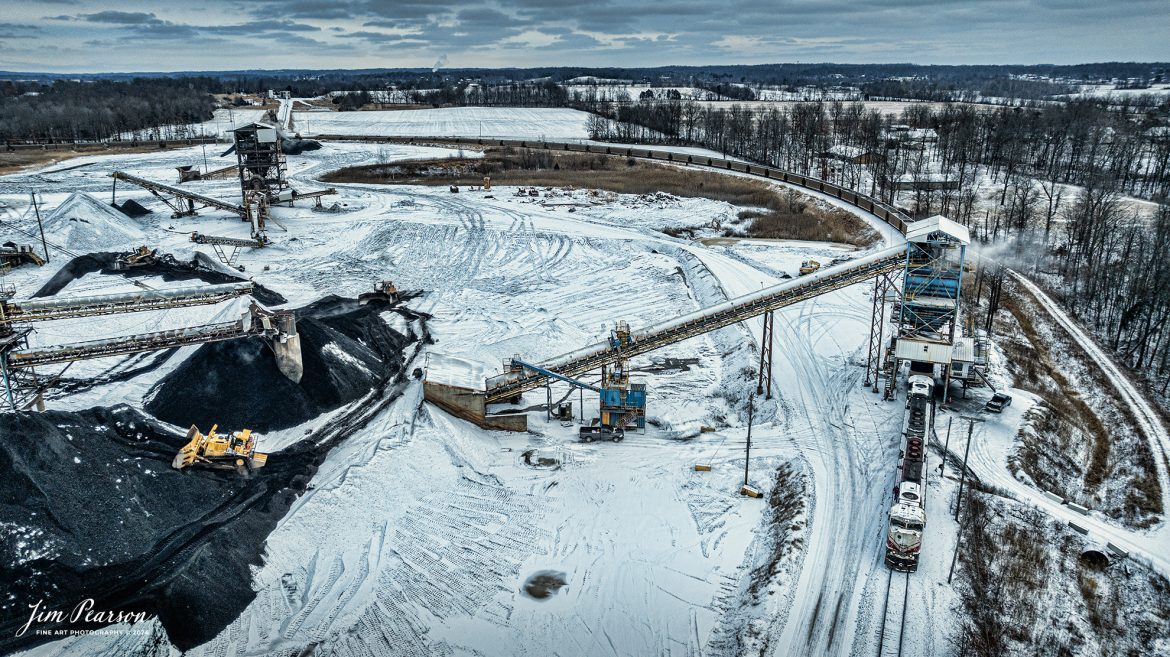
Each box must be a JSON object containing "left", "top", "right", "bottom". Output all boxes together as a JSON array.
[
  {"left": 0, "top": 139, "right": 903, "bottom": 656},
  {"left": 293, "top": 107, "right": 592, "bottom": 140},
  {"left": 1066, "top": 84, "right": 1170, "bottom": 100},
  {"left": 3, "top": 128, "right": 1167, "bottom": 656}
]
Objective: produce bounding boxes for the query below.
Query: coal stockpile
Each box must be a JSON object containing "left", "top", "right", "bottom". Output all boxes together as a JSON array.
[
  {"left": 146, "top": 295, "right": 419, "bottom": 433},
  {"left": 115, "top": 199, "right": 153, "bottom": 217},
  {"left": 110, "top": 253, "right": 286, "bottom": 306},
  {"left": 32, "top": 252, "right": 114, "bottom": 296},
  {"left": 0, "top": 405, "right": 273, "bottom": 653},
  {"left": 0, "top": 405, "right": 311, "bottom": 653},
  {"left": 282, "top": 136, "right": 322, "bottom": 155},
  {"left": 0, "top": 298, "right": 428, "bottom": 653},
  {"left": 31, "top": 251, "right": 286, "bottom": 305}
]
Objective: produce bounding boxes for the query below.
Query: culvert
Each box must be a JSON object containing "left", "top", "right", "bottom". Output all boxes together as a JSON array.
[{"left": 1080, "top": 548, "right": 1110, "bottom": 570}]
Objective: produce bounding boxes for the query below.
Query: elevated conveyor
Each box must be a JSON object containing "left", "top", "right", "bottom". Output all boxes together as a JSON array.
[
  {"left": 2, "top": 301, "right": 303, "bottom": 410},
  {"left": 484, "top": 244, "right": 906, "bottom": 403},
  {"left": 110, "top": 171, "right": 249, "bottom": 219},
  {"left": 0, "top": 282, "right": 254, "bottom": 326},
  {"left": 189, "top": 233, "right": 267, "bottom": 248},
  {"left": 7, "top": 320, "right": 255, "bottom": 369}
]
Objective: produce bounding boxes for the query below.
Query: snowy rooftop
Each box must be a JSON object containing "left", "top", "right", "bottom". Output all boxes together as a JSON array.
[{"left": 905, "top": 215, "right": 970, "bottom": 245}]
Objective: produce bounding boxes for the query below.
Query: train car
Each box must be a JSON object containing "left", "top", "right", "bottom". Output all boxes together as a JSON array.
[{"left": 885, "top": 373, "right": 933, "bottom": 572}]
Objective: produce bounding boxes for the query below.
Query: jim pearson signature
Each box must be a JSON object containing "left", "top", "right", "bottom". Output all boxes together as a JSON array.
[{"left": 17, "top": 599, "right": 154, "bottom": 638}]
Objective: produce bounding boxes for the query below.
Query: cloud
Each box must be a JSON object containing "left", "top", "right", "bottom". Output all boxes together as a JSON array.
[
  {"left": 7, "top": 0, "right": 1169, "bottom": 71},
  {"left": 70, "top": 11, "right": 166, "bottom": 25},
  {"left": 203, "top": 19, "right": 322, "bottom": 36},
  {"left": 0, "top": 23, "right": 42, "bottom": 32}
]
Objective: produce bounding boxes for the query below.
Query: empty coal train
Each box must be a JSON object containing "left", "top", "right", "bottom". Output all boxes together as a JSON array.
[{"left": 885, "top": 373, "right": 932, "bottom": 572}]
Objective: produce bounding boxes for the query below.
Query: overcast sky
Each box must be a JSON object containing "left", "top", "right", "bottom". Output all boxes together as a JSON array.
[{"left": 0, "top": 0, "right": 1167, "bottom": 73}]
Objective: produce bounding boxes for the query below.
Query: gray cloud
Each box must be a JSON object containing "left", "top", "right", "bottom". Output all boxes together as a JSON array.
[
  {"left": 203, "top": 19, "right": 322, "bottom": 36},
  {"left": 0, "top": 23, "right": 42, "bottom": 32},
  {"left": 71, "top": 11, "right": 166, "bottom": 24},
  {"left": 5, "top": 0, "right": 1167, "bottom": 72}
]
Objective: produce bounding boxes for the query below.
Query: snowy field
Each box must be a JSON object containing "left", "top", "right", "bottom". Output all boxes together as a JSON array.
[
  {"left": 1, "top": 133, "right": 1167, "bottom": 656},
  {"left": 293, "top": 107, "right": 592, "bottom": 140}
]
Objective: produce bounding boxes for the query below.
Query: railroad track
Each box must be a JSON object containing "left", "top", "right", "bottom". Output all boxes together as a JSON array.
[{"left": 877, "top": 569, "right": 910, "bottom": 657}]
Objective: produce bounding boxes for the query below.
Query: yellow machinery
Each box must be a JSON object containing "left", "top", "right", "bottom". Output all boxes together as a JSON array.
[
  {"left": 113, "top": 245, "right": 158, "bottom": 270},
  {"left": 359, "top": 280, "right": 399, "bottom": 304},
  {"left": 0, "top": 243, "right": 46, "bottom": 270},
  {"left": 172, "top": 424, "right": 268, "bottom": 473},
  {"left": 799, "top": 259, "right": 821, "bottom": 276}
]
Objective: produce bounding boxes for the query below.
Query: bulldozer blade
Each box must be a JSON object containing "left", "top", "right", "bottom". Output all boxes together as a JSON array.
[{"left": 171, "top": 451, "right": 191, "bottom": 469}]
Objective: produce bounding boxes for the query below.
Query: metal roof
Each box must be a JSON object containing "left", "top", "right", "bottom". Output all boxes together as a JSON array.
[{"left": 904, "top": 215, "right": 970, "bottom": 245}]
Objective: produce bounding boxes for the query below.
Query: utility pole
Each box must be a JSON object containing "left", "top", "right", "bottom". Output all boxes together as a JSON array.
[
  {"left": 954, "top": 417, "right": 983, "bottom": 521},
  {"left": 31, "top": 193, "right": 48, "bottom": 263},
  {"left": 948, "top": 498, "right": 972, "bottom": 584},
  {"left": 200, "top": 128, "right": 210, "bottom": 175},
  {"left": 743, "top": 395, "right": 754, "bottom": 487},
  {"left": 940, "top": 416, "right": 953, "bottom": 476}
]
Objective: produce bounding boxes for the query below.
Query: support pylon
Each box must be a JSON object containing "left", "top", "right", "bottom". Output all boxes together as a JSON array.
[
  {"left": 756, "top": 310, "right": 774, "bottom": 399},
  {"left": 884, "top": 349, "right": 899, "bottom": 401},
  {"left": 864, "top": 276, "right": 887, "bottom": 391}
]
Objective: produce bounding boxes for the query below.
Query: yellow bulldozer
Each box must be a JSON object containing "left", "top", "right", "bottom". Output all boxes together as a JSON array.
[
  {"left": 112, "top": 245, "right": 159, "bottom": 270},
  {"left": 799, "top": 259, "right": 821, "bottom": 276},
  {"left": 172, "top": 424, "right": 268, "bottom": 474},
  {"left": 358, "top": 280, "right": 400, "bottom": 304}
]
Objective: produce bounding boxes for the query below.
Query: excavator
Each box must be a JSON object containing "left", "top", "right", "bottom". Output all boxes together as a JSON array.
[{"left": 172, "top": 424, "right": 268, "bottom": 474}]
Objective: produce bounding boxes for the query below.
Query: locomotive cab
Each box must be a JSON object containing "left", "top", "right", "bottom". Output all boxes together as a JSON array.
[{"left": 886, "top": 500, "right": 926, "bottom": 572}]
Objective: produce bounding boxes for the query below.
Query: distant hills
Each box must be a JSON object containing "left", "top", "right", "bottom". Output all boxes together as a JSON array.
[{"left": 2, "top": 62, "right": 1168, "bottom": 85}]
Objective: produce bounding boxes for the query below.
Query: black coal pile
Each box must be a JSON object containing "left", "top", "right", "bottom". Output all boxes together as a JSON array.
[
  {"left": 115, "top": 199, "right": 153, "bottom": 217},
  {"left": 32, "top": 252, "right": 114, "bottom": 296},
  {"left": 146, "top": 295, "right": 418, "bottom": 432},
  {"left": 0, "top": 405, "right": 310, "bottom": 653},
  {"left": 32, "top": 251, "right": 285, "bottom": 305},
  {"left": 0, "top": 298, "right": 428, "bottom": 653},
  {"left": 282, "top": 136, "right": 322, "bottom": 155}
]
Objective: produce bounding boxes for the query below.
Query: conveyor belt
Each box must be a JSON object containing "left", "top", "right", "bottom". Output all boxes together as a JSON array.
[
  {"left": 111, "top": 171, "right": 248, "bottom": 218},
  {"left": 1, "top": 282, "right": 253, "bottom": 325},
  {"left": 7, "top": 314, "right": 263, "bottom": 369},
  {"left": 485, "top": 244, "right": 906, "bottom": 403}
]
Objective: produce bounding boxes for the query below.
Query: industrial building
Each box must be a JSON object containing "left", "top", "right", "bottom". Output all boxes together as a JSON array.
[{"left": 887, "top": 215, "right": 970, "bottom": 399}]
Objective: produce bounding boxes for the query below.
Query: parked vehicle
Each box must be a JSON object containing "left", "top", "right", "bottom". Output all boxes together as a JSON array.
[{"left": 985, "top": 392, "right": 1013, "bottom": 413}]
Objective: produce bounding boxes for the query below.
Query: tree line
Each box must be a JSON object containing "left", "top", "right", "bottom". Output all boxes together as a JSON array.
[
  {"left": 593, "top": 96, "right": 1170, "bottom": 402},
  {"left": 0, "top": 78, "right": 218, "bottom": 143}
]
